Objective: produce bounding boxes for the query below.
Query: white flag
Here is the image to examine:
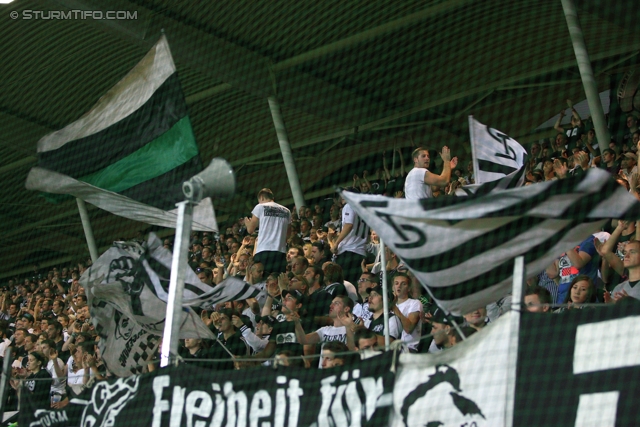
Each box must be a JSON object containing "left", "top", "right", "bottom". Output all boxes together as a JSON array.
[
  {"left": 469, "top": 116, "right": 527, "bottom": 185},
  {"left": 341, "top": 168, "right": 640, "bottom": 315}
]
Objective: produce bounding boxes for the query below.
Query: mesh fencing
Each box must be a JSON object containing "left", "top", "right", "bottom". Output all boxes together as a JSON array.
[{"left": 1, "top": 0, "right": 640, "bottom": 426}]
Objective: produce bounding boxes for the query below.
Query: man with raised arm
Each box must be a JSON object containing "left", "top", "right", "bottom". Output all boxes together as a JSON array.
[
  {"left": 404, "top": 146, "right": 458, "bottom": 200},
  {"left": 594, "top": 220, "right": 640, "bottom": 302}
]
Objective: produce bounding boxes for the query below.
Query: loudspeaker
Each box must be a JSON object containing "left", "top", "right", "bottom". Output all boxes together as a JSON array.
[{"left": 182, "top": 158, "right": 236, "bottom": 202}]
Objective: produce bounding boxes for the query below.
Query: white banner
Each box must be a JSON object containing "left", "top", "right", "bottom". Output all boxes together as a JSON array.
[{"left": 391, "top": 313, "right": 513, "bottom": 427}]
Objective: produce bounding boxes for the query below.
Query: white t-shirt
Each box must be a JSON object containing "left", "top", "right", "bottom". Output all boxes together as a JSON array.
[
  {"left": 46, "top": 358, "right": 67, "bottom": 395},
  {"left": 404, "top": 167, "right": 433, "bottom": 200},
  {"left": 316, "top": 325, "right": 347, "bottom": 368},
  {"left": 396, "top": 298, "right": 422, "bottom": 350},
  {"left": 66, "top": 357, "right": 85, "bottom": 386},
  {"left": 337, "top": 204, "right": 368, "bottom": 256},
  {"left": 252, "top": 201, "right": 291, "bottom": 254}
]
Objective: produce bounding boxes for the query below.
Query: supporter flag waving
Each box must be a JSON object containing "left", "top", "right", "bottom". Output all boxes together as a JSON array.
[
  {"left": 341, "top": 169, "right": 640, "bottom": 315},
  {"left": 25, "top": 35, "right": 217, "bottom": 231},
  {"left": 82, "top": 233, "right": 260, "bottom": 376},
  {"left": 469, "top": 116, "right": 527, "bottom": 185}
]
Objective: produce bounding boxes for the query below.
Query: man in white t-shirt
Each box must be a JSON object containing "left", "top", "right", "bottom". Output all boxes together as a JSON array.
[
  {"left": 391, "top": 273, "right": 422, "bottom": 352},
  {"left": 245, "top": 188, "right": 291, "bottom": 275},
  {"left": 293, "top": 295, "right": 356, "bottom": 367},
  {"left": 404, "top": 146, "right": 458, "bottom": 200},
  {"left": 330, "top": 188, "right": 369, "bottom": 285}
]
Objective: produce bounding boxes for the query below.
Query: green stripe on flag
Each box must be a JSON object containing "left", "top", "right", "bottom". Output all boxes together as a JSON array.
[{"left": 78, "top": 116, "right": 198, "bottom": 192}]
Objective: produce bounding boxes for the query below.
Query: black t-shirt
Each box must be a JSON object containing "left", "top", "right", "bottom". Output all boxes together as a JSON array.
[
  {"left": 269, "top": 316, "right": 313, "bottom": 356},
  {"left": 21, "top": 369, "right": 52, "bottom": 415},
  {"left": 565, "top": 125, "right": 584, "bottom": 152},
  {"left": 202, "top": 331, "right": 249, "bottom": 371},
  {"left": 369, "top": 312, "right": 401, "bottom": 340}
]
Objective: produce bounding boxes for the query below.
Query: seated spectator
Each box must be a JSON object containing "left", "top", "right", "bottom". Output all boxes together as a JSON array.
[
  {"left": 274, "top": 350, "right": 305, "bottom": 368},
  {"left": 320, "top": 342, "right": 357, "bottom": 368},
  {"left": 555, "top": 275, "right": 597, "bottom": 312},
  {"left": 524, "top": 286, "right": 553, "bottom": 313},
  {"left": 464, "top": 307, "right": 489, "bottom": 332},
  {"left": 426, "top": 308, "right": 462, "bottom": 353},
  {"left": 448, "top": 326, "right": 477, "bottom": 347},
  {"left": 546, "top": 233, "right": 604, "bottom": 304}
]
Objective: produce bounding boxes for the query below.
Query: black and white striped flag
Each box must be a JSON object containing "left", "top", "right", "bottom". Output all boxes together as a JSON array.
[
  {"left": 341, "top": 168, "right": 640, "bottom": 315},
  {"left": 469, "top": 116, "right": 527, "bottom": 185}
]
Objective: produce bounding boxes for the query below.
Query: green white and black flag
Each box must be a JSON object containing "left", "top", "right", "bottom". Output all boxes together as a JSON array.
[
  {"left": 25, "top": 35, "right": 217, "bottom": 231},
  {"left": 342, "top": 169, "right": 640, "bottom": 315}
]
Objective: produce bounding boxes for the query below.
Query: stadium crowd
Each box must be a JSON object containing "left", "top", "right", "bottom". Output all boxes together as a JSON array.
[{"left": 2, "top": 106, "right": 640, "bottom": 414}]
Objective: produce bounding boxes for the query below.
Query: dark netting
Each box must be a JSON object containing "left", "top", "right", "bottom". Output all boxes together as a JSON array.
[{"left": 1, "top": 0, "right": 640, "bottom": 426}]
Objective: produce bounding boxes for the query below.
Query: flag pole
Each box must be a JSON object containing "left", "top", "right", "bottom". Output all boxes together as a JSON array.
[
  {"left": 160, "top": 200, "right": 194, "bottom": 367},
  {"left": 380, "top": 239, "right": 391, "bottom": 350},
  {"left": 0, "top": 348, "right": 11, "bottom": 416},
  {"left": 268, "top": 97, "right": 306, "bottom": 212},
  {"left": 504, "top": 255, "right": 525, "bottom": 427},
  {"left": 468, "top": 115, "right": 480, "bottom": 185},
  {"left": 560, "top": 0, "right": 611, "bottom": 146},
  {"left": 76, "top": 198, "right": 99, "bottom": 263}
]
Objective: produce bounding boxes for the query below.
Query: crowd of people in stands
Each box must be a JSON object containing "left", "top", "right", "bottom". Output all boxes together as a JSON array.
[{"left": 2, "top": 102, "right": 639, "bottom": 414}]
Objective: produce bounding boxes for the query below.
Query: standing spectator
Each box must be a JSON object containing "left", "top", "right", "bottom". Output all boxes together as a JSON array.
[
  {"left": 554, "top": 100, "right": 583, "bottom": 152},
  {"left": 391, "top": 273, "right": 422, "bottom": 352},
  {"left": 404, "top": 147, "right": 458, "bottom": 200},
  {"left": 624, "top": 114, "right": 639, "bottom": 147},
  {"left": 524, "top": 286, "right": 553, "bottom": 313},
  {"left": 293, "top": 295, "right": 357, "bottom": 366},
  {"left": 10, "top": 352, "right": 51, "bottom": 415},
  {"left": 245, "top": 188, "right": 291, "bottom": 275},
  {"left": 40, "top": 340, "right": 66, "bottom": 406},
  {"left": 330, "top": 189, "right": 369, "bottom": 285}
]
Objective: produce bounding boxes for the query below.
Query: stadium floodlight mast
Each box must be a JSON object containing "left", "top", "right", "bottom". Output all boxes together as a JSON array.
[{"left": 160, "top": 158, "right": 236, "bottom": 368}]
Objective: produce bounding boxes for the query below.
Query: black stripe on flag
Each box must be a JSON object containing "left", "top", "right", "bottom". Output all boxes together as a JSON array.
[
  {"left": 428, "top": 220, "right": 586, "bottom": 301},
  {"left": 120, "top": 155, "right": 202, "bottom": 211},
  {"left": 38, "top": 73, "right": 187, "bottom": 177},
  {"left": 477, "top": 159, "right": 518, "bottom": 175},
  {"left": 402, "top": 217, "right": 548, "bottom": 273}
]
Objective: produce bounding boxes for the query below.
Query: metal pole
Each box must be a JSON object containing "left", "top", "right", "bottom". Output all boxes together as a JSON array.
[
  {"left": 561, "top": 0, "right": 611, "bottom": 145},
  {"left": 380, "top": 239, "right": 391, "bottom": 350},
  {"left": 0, "top": 348, "right": 11, "bottom": 416},
  {"left": 76, "top": 198, "right": 99, "bottom": 263},
  {"left": 267, "top": 97, "right": 306, "bottom": 212},
  {"left": 504, "top": 255, "right": 525, "bottom": 427},
  {"left": 160, "top": 201, "right": 194, "bottom": 367}
]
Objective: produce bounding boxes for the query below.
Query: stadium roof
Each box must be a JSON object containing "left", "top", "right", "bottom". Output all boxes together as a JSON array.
[{"left": 0, "top": 0, "right": 639, "bottom": 277}]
